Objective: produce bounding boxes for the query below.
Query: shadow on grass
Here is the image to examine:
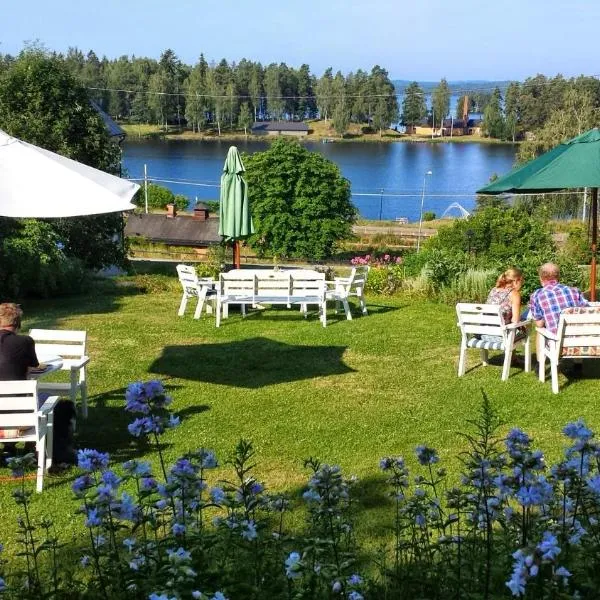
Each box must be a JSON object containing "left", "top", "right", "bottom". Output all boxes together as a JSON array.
[{"left": 148, "top": 337, "right": 356, "bottom": 388}]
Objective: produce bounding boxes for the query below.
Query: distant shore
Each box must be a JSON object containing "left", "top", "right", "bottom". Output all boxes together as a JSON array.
[{"left": 121, "top": 123, "right": 516, "bottom": 146}]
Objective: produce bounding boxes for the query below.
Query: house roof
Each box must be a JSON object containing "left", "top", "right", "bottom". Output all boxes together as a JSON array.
[
  {"left": 124, "top": 213, "right": 221, "bottom": 246},
  {"left": 90, "top": 101, "right": 126, "bottom": 139},
  {"left": 251, "top": 121, "right": 309, "bottom": 133}
]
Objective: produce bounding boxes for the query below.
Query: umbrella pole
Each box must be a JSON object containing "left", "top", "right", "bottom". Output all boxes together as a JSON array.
[
  {"left": 233, "top": 240, "right": 241, "bottom": 270},
  {"left": 591, "top": 188, "right": 598, "bottom": 301}
]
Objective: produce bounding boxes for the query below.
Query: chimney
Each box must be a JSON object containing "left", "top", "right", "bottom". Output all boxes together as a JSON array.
[
  {"left": 462, "top": 95, "right": 469, "bottom": 124},
  {"left": 193, "top": 204, "right": 209, "bottom": 221},
  {"left": 166, "top": 203, "right": 176, "bottom": 218}
]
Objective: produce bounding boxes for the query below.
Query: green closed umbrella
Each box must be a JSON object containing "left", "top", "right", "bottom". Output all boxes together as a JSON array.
[
  {"left": 477, "top": 128, "right": 600, "bottom": 300},
  {"left": 218, "top": 146, "right": 254, "bottom": 269}
]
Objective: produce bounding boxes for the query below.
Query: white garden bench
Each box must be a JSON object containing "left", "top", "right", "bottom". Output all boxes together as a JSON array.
[
  {"left": 537, "top": 306, "right": 600, "bottom": 393},
  {"left": 0, "top": 380, "right": 59, "bottom": 492},
  {"left": 216, "top": 271, "right": 327, "bottom": 327},
  {"left": 456, "top": 302, "right": 532, "bottom": 381}
]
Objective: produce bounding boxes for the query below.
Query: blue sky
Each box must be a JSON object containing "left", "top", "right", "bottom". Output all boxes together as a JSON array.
[{"left": 2, "top": 0, "right": 598, "bottom": 81}]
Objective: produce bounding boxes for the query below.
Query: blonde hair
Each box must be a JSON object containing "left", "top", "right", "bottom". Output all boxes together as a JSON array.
[
  {"left": 496, "top": 267, "right": 523, "bottom": 289},
  {"left": 0, "top": 303, "right": 23, "bottom": 329}
]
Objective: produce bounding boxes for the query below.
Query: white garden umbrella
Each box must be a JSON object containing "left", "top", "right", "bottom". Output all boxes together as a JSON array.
[{"left": 0, "top": 129, "right": 139, "bottom": 218}]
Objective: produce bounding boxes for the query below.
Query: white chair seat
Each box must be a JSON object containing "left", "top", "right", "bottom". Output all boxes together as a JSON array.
[
  {"left": 176, "top": 264, "right": 216, "bottom": 319},
  {"left": 466, "top": 337, "right": 504, "bottom": 351}
]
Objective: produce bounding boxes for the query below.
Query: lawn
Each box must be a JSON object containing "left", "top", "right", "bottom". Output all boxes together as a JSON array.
[{"left": 2, "top": 275, "right": 600, "bottom": 551}]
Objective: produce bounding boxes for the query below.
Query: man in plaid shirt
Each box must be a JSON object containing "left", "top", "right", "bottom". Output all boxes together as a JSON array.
[{"left": 530, "top": 263, "right": 588, "bottom": 334}]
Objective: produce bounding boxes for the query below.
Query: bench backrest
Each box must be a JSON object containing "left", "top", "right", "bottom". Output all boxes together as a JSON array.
[
  {"left": 0, "top": 380, "right": 39, "bottom": 430},
  {"left": 29, "top": 329, "right": 86, "bottom": 361},
  {"left": 557, "top": 307, "right": 600, "bottom": 356},
  {"left": 255, "top": 273, "right": 292, "bottom": 298},
  {"left": 350, "top": 266, "right": 369, "bottom": 292},
  {"left": 219, "top": 272, "right": 257, "bottom": 298},
  {"left": 290, "top": 272, "right": 325, "bottom": 299},
  {"left": 456, "top": 303, "right": 504, "bottom": 338}
]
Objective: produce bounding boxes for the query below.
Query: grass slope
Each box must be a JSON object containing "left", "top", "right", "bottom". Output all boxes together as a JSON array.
[{"left": 1, "top": 278, "right": 599, "bottom": 551}]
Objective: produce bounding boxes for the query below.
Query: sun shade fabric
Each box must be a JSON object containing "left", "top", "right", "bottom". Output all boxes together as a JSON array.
[
  {"left": 218, "top": 146, "right": 254, "bottom": 241},
  {"left": 477, "top": 128, "right": 600, "bottom": 194},
  {"left": 0, "top": 129, "right": 139, "bottom": 218}
]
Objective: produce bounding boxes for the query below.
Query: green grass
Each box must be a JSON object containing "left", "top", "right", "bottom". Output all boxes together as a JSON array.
[{"left": 2, "top": 276, "right": 600, "bottom": 551}]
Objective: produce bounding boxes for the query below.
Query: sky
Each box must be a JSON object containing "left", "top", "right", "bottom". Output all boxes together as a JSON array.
[{"left": 1, "top": 0, "right": 599, "bottom": 81}]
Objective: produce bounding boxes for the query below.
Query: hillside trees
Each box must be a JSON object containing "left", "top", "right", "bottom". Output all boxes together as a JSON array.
[
  {"left": 243, "top": 139, "right": 356, "bottom": 259},
  {"left": 402, "top": 81, "right": 427, "bottom": 128},
  {"left": 432, "top": 78, "right": 450, "bottom": 129},
  {"left": 482, "top": 87, "right": 505, "bottom": 138}
]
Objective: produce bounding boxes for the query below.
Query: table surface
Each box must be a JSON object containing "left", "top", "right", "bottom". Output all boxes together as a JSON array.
[{"left": 28, "top": 356, "right": 63, "bottom": 380}]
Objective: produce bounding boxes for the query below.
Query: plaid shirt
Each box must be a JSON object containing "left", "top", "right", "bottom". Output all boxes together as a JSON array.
[{"left": 530, "top": 280, "right": 588, "bottom": 334}]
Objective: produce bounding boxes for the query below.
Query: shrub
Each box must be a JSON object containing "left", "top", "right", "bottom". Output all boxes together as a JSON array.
[
  {"left": 423, "top": 211, "right": 436, "bottom": 221},
  {"left": 350, "top": 253, "right": 403, "bottom": 295},
  {"left": 133, "top": 183, "right": 189, "bottom": 212}
]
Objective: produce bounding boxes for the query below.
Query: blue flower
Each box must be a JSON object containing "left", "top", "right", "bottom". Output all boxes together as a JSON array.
[
  {"left": 101, "top": 470, "right": 121, "bottom": 489},
  {"left": 332, "top": 580, "right": 342, "bottom": 593},
  {"left": 0, "top": 577, "right": 5, "bottom": 592},
  {"left": 167, "top": 547, "right": 191, "bottom": 563},
  {"left": 192, "top": 592, "right": 202, "bottom": 600},
  {"left": 537, "top": 531, "right": 560, "bottom": 561},
  {"left": 211, "top": 593, "right": 228, "bottom": 600},
  {"left": 285, "top": 551, "right": 302, "bottom": 579},
  {"left": 415, "top": 445, "right": 439, "bottom": 465},
  {"left": 141, "top": 477, "right": 157, "bottom": 491},
  {"left": 415, "top": 514, "right": 426, "bottom": 527},
  {"left": 172, "top": 522, "right": 186, "bottom": 536},
  {"left": 302, "top": 489, "right": 321, "bottom": 503},
  {"left": 123, "top": 460, "right": 152, "bottom": 477},
  {"left": 85, "top": 508, "right": 102, "bottom": 528},
  {"left": 129, "top": 556, "right": 146, "bottom": 571},
  {"left": 72, "top": 474, "right": 93, "bottom": 495},
  {"left": 116, "top": 492, "right": 139, "bottom": 521},
  {"left": 348, "top": 592, "right": 364, "bottom": 600},
  {"left": 196, "top": 449, "right": 218, "bottom": 469},
  {"left": 123, "top": 538, "right": 136, "bottom": 551},
  {"left": 148, "top": 594, "right": 176, "bottom": 600},
  {"left": 210, "top": 487, "right": 226, "bottom": 504},
  {"left": 168, "top": 414, "right": 180, "bottom": 428},
  {"left": 80, "top": 555, "right": 90, "bottom": 567},
  {"left": 587, "top": 474, "right": 600, "bottom": 495},
  {"left": 241, "top": 519, "right": 257, "bottom": 541},
  {"left": 77, "top": 449, "right": 109, "bottom": 472},
  {"left": 171, "top": 458, "right": 196, "bottom": 478},
  {"left": 563, "top": 419, "right": 593, "bottom": 441},
  {"left": 347, "top": 574, "right": 363, "bottom": 586}
]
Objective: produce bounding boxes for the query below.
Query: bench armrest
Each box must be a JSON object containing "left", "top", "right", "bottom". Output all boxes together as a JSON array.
[
  {"left": 39, "top": 395, "right": 60, "bottom": 415},
  {"left": 69, "top": 356, "right": 90, "bottom": 370},
  {"left": 505, "top": 319, "right": 531, "bottom": 330},
  {"left": 535, "top": 327, "right": 558, "bottom": 341}
]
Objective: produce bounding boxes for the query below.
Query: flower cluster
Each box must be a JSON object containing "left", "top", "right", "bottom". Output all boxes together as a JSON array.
[
  {"left": 350, "top": 253, "right": 402, "bottom": 266},
  {"left": 125, "top": 380, "right": 179, "bottom": 439}
]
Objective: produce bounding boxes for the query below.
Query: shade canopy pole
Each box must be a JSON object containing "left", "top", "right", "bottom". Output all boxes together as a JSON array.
[
  {"left": 592, "top": 188, "right": 598, "bottom": 302},
  {"left": 233, "top": 240, "right": 241, "bottom": 270}
]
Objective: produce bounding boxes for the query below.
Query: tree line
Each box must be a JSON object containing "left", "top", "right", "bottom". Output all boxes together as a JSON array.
[
  {"left": 0, "top": 47, "right": 399, "bottom": 137},
  {"left": 401, "top": 74, "right": 600, "bottom": 152}
]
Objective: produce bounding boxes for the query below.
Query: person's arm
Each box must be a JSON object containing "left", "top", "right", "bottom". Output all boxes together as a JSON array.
[
  {"left": 510, "top": 290, "right": 521, "bottom": 323},
  {"left": 25, "top": 336, "right": 39, "bottom": 369},
  {"left": 530, "top": 291, "right": 545, "bottom": 328}
]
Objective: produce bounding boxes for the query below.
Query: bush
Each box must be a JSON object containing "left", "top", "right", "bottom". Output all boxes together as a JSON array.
[
  {"left": 0, "top": 219, "right": 88, "bottom": 298},
  {"left": 423, "top": 211, "right": 436, "bottom": 221},
  {"left": 350, "top": 253, "right": 404, "bottom": 295},
  {"left": 133, "top": 183, "right": 189, "bottom": 212}
]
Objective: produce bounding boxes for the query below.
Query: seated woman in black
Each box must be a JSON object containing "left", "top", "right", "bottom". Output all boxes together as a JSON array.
[{"left": 0, "top": 303, "right": 39, "bottom": 380}]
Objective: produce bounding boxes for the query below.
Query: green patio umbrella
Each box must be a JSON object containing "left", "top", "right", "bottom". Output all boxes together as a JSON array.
[
  {"left": 477, "top": 128, "right": 600, "bottom": 300},
  {"left": 218, "top": 146, "right": 254, "bottom": 269}
]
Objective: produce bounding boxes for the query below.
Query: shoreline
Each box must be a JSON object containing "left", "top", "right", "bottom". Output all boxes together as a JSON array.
[{"left": 121, "top": 125, "right": 517, "bottom": 146}]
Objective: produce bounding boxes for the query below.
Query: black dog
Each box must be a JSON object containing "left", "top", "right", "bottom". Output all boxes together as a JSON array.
[{"left": 52, "top": 400, "right": 77, "bottom": 466}]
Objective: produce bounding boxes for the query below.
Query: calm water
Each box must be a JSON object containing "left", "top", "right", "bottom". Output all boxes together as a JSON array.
[{"left": 122, "top": 139, "right": 516, "bottom": 222}]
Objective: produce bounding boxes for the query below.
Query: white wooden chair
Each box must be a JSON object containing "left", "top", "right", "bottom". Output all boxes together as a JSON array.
[
  {"left": 456, "top": 303, "right": 531, "bottom": 381},
  {"left": 29, "top": 329, "right": 90, "bottom": 418},
  {"left": 537, "top": 306, "right": 600, "bottom": 393},
  {"left": 0, "top": 380, "right": 59, "bottom": 492},
  {"left": 325, "top": 266, "right": 370, "bottom": 320},
  {"left": 176, "top": 264, "right": 216, "bottom": 319}
]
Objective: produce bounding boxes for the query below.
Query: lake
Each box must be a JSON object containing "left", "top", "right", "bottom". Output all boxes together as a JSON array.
[{"left": 122, "top": 139, "right": 517, "bottom": 222}]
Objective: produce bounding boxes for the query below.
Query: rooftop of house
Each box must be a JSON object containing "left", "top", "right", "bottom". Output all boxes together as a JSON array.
[
  {"left": 251, "top": 121, "right": 309, "bottom": 133},
  {"left": 124, "top": 209, "right": 221, "bottom": 247}
]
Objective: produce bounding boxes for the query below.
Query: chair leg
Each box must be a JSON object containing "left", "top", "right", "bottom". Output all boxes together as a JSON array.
[
  {"left": 321, "top": 303, "right": 327, "bottom": 327},
  {"left": 524, "top": 337, "right": 531, "bottom": 373},
  {"left": 342, "top": 298, "right": 352, "bottom": 320},
  {"left": 358, "top": 291, "right": 367, "bottom": 315},
  {"left": 538, "top": 349, "right": 547, "bottom": 382},
  {"left": 550, "top": 359, "right": 559, "bottom": 394},
  {"left": 36, "top": 429, "right": 46, "bottom": 493},
  {"left": 178, "top": 293, "right": 188, "bottom": 317},
  {"left": 81, "top": 378, "right": 88, "bottom": 419},
  {"left": 45, "top": 411, "right": 55, "bottom": 470},
  {"left": 480, "top": 349, "right": 489, "bottom": 366},
  {"left": 458, "top": 338, "right": 467, "bottom": 376},
  {"left": 502, "top": 349, "right": 512, "bottom": 381},
  {"left": 216, "top": 301, "right": 222, "bottom": 327},
  {"left": 194, "top": 288, "right": 208, "bottom": 319}
]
